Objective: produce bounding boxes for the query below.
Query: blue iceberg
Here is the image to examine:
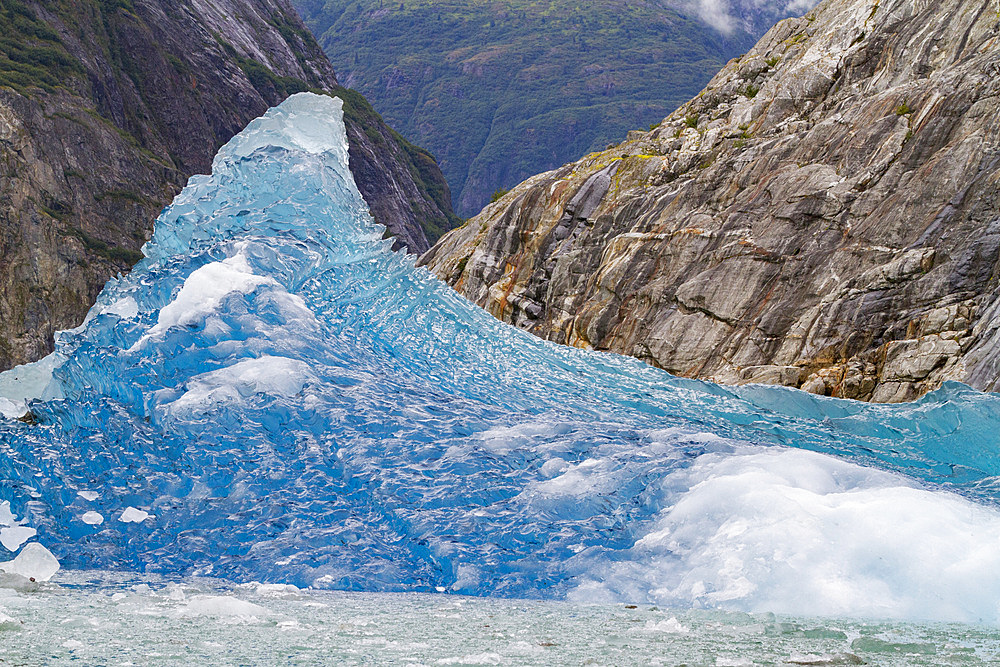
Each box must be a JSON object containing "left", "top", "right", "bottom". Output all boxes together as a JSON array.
[{"left": 3, "top": 93, "right": 1000, "bottom": 623}]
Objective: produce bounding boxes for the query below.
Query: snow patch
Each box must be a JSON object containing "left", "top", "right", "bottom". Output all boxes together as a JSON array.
[
  {"left": 119, "top": 508, "right": 152, "bottom": 524},
  {"left": 81, "top": 512, "right": 104, "bottom": 526},
  {"left": 138, "top": 251, "right": 274, "bottom": 344},
  {"left": 163, "top": 355, "right": 313, "bottom": 416}
]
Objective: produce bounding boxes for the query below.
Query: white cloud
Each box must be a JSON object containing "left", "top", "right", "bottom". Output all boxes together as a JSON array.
[
  {"left": 680, "top": 0, "right": 822, "bottom": 36},
  {"left": 694, "top": 0, "right": 737, "bottom": 35}
]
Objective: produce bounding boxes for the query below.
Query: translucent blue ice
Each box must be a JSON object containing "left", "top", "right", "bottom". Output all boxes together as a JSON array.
[{"left": 3, "top": 94, "right": 1000, "bottom": 622}]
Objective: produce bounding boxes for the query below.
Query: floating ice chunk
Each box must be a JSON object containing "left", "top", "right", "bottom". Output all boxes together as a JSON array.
[
  {"left": 119, "top": 508, "right": 151, "bottom": 524},
  {"left": 77, "top": 491, "right": 99, "bottom": 502},
  {"left": 164, "top": 584, "right": 187, "bottom": 601},
  {"left": 178, "top": 595, "right": 270, "bottom": 620},
  {"left": 0, "top": 526, "right": 36, "bottom": 552},
  {"left": 0, "top": 543, "right": 60, "bottom": 581},
  {"left": 240, "top": 582, "right": 301, "bottom": 598},
  {"left": 81, "top": 512, "right": 104, "bottom": 526},
  {"left": 786, "top": 653, "right": 858, "bottom": 666},
  {"left": 716, "top": 659, "right": 754, "bottom": 667},
  {"left": 643, "top": 617, "right": 690, "bottom": 633},
  {"left": 62, "top": 640, "right": 85, "bottom": 650}
]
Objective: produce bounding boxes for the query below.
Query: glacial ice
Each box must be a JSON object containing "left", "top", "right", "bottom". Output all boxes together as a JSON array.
[
  {"left": 0, "top": 543, "right": 60, "bottom": 581},
  {"left": 2, "top": 93, "right": 1000, "bottom": 623},
  {"left": 178, "top": 595, "right": 271, "bottom": 621},
  {"left": 0, "top": 526, "right": 36, "bottom": 552},
  {"left": 80, "top": 511, "right": 104, "bottom": 526},
  {"left": 119, "top": 508, "right": 152, "bottom": 524}
]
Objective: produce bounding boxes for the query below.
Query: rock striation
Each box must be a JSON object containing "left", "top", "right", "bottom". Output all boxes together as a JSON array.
[
  {"left": 421, "top": 0, "right": 1000, "bottom": 402},
  {"left": 0, "top": 0, "right": 456, "bottom": 371}
]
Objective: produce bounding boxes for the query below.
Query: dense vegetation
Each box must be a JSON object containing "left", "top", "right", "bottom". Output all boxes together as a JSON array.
[
  {"left": 0, "top": 0, "right": 83, "bottom": 92},
  {"left": 294, "top": 0, "right": 762, "bottom": 215}
]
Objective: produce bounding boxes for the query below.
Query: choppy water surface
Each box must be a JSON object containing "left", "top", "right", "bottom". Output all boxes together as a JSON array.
[
  {"left": 1, "top": 571, "right": 999, "bottom": 666},
  {"left": 2, "top": 94, "right": 1000, "bottom": 634}
]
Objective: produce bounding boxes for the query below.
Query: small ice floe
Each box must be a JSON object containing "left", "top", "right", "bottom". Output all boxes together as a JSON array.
[
  {"left": 0, "top": 543, "right": 60, "bottom": 582},
  {"left": 436, "top": 653, "right": 504, "bottom": 665},
  {"left": 81, "top": 512, "right": 104, "bottom": 526},
  {"left": 118, "top": 507, "right": 152, "bottom": 523},
  {"left": 61, "top": 639, "right": 85, "bottom": 650},
  {"left": 77, "top": 491, "right": 99, "bottom": 502},
  {"left": 643, "top": 617, "right": 690, "bottom": 633}
]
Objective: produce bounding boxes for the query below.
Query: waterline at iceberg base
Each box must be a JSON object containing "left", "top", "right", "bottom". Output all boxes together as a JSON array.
[{"left": 3, "top": 94, "right": 1000, "bottom": 650}]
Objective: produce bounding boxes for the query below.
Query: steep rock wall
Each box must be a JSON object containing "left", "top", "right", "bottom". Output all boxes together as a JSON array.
[
  {"left": 421, "top": 0, "right": 1000, "bottom": 402},
  {"left": 0, "top": 0, "right": 456, "bottom": 370}
]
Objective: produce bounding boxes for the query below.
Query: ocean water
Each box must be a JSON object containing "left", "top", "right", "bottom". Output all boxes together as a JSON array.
[
  {"left": 2, "top": 571, "right": 1000, "bottom": 666},
  {"left": 2, "top": 93, "right": 1000, "bottom": 640}
]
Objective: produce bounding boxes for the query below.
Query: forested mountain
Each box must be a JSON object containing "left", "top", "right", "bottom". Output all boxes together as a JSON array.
[
  {"left": 295, "top": 0, "right": 809, "bottom": 216},
  {"left": 0, "top": 0, "right": 456, "bottom": 371}
]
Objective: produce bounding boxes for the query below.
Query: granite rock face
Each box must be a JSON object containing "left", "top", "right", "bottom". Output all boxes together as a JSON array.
[
  {"left": 421, "top": 0, "right": 1000, "bottom": 402},
  {"left": 0, "top": 0, "right": 455, "bottom": 371}
]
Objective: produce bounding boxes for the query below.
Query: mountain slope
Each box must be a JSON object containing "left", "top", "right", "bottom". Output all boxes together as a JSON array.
[
  {"left": 294, "top": 0, "right": 791, "bottom": 217},
  {"left": 421, "top": 0, "right": 1000, "bottom": 402},
  {"left": 0, "top": 0, "right": 457, "bottom": 370}
]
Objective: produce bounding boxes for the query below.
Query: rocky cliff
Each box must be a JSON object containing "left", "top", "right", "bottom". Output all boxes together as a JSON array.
[
  {"left": 421, "top": 0, "right": 1000, "bottom": 402},
  {"left": 0, "top": 0, "right": 456, "bottom": 371}
]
